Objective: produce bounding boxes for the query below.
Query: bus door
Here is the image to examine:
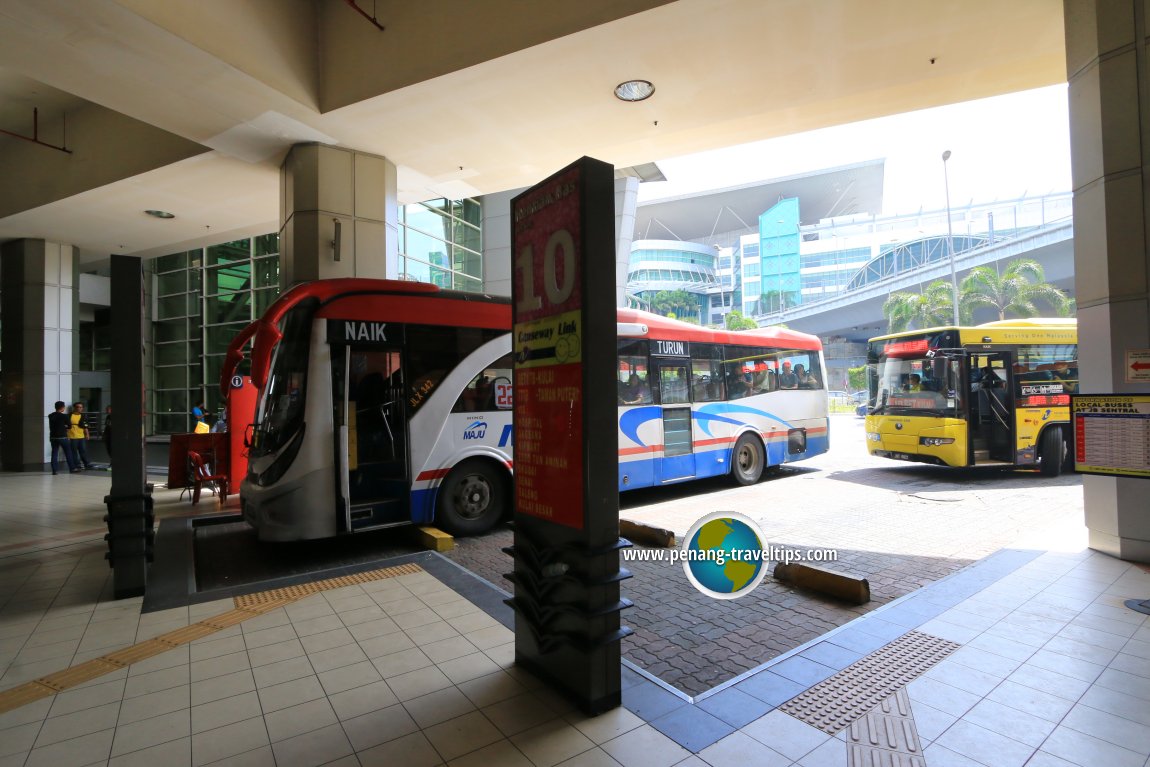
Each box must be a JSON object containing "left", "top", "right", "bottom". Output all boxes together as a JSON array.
[
  {"left": 333, "top": 345, "right": 410, "bottom": 530},
  {"left": 968, "top": 351, "right": 1015, "bottom": 464},
  {"left": 653, "top": 358, "right": 695, "bottom": 482}
]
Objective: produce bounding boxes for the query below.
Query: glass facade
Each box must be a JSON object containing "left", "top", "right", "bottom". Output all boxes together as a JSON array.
[
  {"left": 398, "top": 198, "right": 483, "bottom": 292},
  {"left": 143, "top": 197, "right": 483, "bottom": 435},
  {"left": 151, "top": 239, "right": 280, "bottom": 434}
]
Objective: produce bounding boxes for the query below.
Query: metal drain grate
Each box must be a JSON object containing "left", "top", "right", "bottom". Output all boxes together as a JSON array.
[{"left": 780, "top": 630, "right": 959, "bottom": 734}]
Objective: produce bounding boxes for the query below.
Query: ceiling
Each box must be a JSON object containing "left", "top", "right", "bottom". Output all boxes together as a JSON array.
[{"left": 0, "top": 0, "right": 1066, "bottom": 267}]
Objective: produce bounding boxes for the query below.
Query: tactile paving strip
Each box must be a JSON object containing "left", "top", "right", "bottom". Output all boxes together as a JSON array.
[
  {"left": 846, "top": 688, "right": 925, "bottom": 766},
  {"left": 232, "top": 562, "right": 423, "bottom": 609},
  {"left": 780, "top": 630, "right": 959, "bottom": 734},
  {"left": 0, "top": 562, "right": 425, "bottom": 714}
]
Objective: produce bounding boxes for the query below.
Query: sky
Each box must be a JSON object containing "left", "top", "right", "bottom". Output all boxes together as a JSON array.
[{"left": 637, "top": 85, "right": 1072, "bottom": 216}]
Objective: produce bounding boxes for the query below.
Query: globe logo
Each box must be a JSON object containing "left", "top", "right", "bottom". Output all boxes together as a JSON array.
[{"left": 681, "top": 512, "right": 768, "bottom": 599}]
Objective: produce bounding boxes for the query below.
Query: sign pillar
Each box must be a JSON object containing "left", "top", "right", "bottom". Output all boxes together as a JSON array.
[
  {"left": 103, "top": 255, "right": 151, "bottom": 598},
  {"left": 507, "top": 157, "right": 631, "bottom": 714}
]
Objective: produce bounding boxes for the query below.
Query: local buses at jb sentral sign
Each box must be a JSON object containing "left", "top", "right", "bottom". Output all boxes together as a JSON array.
[
  {"left": 864, "top": 318, "right": 1077, "bottom": 475},
  {"left": 221, "top": 278, "right": 830, "bottom": 540}
]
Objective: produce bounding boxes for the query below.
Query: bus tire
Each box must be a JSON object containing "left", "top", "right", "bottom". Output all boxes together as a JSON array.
[
  {"left": 1039, "top": 427, "right": 1065, "bottom": 477},
  {"left": 436, "top": 459, "right": 507, "bottom": 536},
  {"left": 731, "top": 433, "right": 765, "bottom": 486}
]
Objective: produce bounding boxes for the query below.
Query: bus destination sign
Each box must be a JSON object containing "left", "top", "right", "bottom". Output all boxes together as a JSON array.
[
  {"left": 511, "top": 164, "right": 586, "bottom": 529},
  {"left": 1072, "top": 394, "right": 1150, "bottom": 479}
]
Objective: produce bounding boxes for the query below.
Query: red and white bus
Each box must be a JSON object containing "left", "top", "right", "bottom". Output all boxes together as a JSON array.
[{"left": 222, "top": 279, "right": 829, "bottom": 540}]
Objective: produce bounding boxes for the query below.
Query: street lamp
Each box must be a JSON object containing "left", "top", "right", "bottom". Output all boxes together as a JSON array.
[{"left": 942, "top": 150, "right": 960, "bottom": 326}]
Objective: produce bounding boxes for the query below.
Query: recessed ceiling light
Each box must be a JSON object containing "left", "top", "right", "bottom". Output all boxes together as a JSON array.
[
  {"left": 144, "top": 209, "right": 175, "bottom": 219},
  {"left": 614, "top": 80, "right": 655, "bottom": 102}
]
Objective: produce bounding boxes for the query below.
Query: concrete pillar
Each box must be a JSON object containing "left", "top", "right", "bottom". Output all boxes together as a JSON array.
[
  {"left": 279, "top": 143, "right": 399, "bottom": 287},
  {"left": 481, "top": 189, "right": 517, "bottom": 297},
  {"left": 1065, "top": 1, "right": 1150, "bottom": 562},
  {"left": 614, "top": 177, "right": 640, "bottom": 308},
  {"left": 0, "top": 239, "right": 76, "bottom": 471}
]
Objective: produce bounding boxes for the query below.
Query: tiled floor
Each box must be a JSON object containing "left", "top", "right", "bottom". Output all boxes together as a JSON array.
[{"left": 1, "top": 471, "right": 1148, "bottom": 767}]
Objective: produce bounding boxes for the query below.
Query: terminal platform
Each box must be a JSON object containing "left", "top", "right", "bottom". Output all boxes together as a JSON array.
[{"left": 1, "top": 470, "right": 1148, "bottom": 767}]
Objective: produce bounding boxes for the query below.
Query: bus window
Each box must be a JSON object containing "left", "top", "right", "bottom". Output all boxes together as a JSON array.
[
  {"left": 407, "top": 325, "right": 504, "bottom": 413},
  {"left": 454, "top": 353, "right": 513, "bottom": 412},
  {"left": 660, "top": 365, "right": 690, "bottom": 405},
  {"left": 1014, "top": 344, "right": 1078, "bottom": 396},
  {"left": 618, "top": 340, "right": 654, "bottom": 405},
  {"left": 774, "top": 350, "right": 822, "bottom": 390},
  {"left": 724, "top": 360, "right": 752, "bottom": 399},
  {"left": 691, "top": 344, "right": 724, "bottom": 402}
]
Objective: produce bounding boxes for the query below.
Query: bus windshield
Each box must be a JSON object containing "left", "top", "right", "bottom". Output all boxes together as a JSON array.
[
  {"left": 254, "top": 300, "right": 315, "bottom": 455},
  {"left": 870, "top": 354, "right": 960, "bottom": 417}
]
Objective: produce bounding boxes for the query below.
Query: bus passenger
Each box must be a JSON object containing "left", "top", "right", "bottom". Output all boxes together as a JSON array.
[
  {"left": 778, "top": 361, "right": 799, "bottom": 389},
  {"left": 621, "top": 374, "right": 652, "bottom": 405},
  {"left": 751, "top": 364, "right": 769, "bottom": 393},
  {"left": 727, "top": 373, "right": 749, "bottom": 399},
  {"left": 1049, "top": 361, "right": 1078, "bottom": 392},
  {"left": 795, "top": 364, "right": 819, "bottom": 389}
]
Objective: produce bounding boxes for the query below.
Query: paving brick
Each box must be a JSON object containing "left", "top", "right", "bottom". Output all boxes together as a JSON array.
[{"left": 443, "top": 420, "right": 1084, "bottom": 696}]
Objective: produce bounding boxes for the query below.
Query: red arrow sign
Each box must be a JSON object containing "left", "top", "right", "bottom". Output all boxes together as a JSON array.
[{"left": 1133, "top": 361, "right": 1150, "bottom": 371}]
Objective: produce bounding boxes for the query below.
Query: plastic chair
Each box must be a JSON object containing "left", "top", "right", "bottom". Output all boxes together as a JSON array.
[{"left": 187, "top": 450, "right": 228, "bottom": 505}]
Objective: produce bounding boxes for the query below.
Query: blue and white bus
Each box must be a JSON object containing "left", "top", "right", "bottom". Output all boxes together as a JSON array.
[{"left": 222, "top": 279, "right": 829, "bottom": 540}]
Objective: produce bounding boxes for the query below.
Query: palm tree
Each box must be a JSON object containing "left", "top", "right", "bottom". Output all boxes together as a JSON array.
[
  {"left": 724, "top": 310, "right": 758, "bottom": 330},
  {"left": 758, "top": 289, "right": 800, "bottom": 314},
  {"left": 960, "top": 259, "right": 1071, "bottom": 321},
  {"left": 650, "top": 289, "right": 698, "bottom": 321},
  {"left": 882, "top": 281, "right": 955, "bottom": 332}
]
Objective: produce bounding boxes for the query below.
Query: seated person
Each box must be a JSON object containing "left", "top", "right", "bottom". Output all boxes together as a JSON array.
[
  {"left": 472, "top": 375, "right": 494, "bottom": 410},
  {"left": 1048, "top": 361, "right": 1078, "bottom": 392},
  {"left": 795, "top": 364, "right": 820, "bottom": 389},
  {"left": 778, "top": 361, "right": 799, "bottom": 389},
  {"left": 620, "top": 374, "right": 652, "bottom": 405},
  {"left": 727, "top": 374, "right": 750, "bottom": 399},
  {"left": 906, "top": 374, "right": 922, "bottom": 392},
  {"left": 751, "top": 367, "right": 769, "bottom": 393}
]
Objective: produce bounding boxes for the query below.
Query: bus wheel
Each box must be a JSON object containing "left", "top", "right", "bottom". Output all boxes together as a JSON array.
[
  {"left": 731, "top": 434, "right": 765, "bottom": 486},
  {"left": 437, "top": 459, "right": 507, "bottom": 536},
  {"left": 1039, "top": 428, "right": 1065, "bottom": 477}
]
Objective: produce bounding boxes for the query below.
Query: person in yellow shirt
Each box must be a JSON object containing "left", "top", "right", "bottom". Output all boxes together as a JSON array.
[{"left": 68, "top": 402, "right": 95, "bottom": 470}]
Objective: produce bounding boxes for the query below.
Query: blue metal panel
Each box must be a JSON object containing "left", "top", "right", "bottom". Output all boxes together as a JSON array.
[
  {"left": 658, "top": 454, "right": 696, "bottom": 483},
  {"left": 619, "top": 459, "right": 657, "bottom": 491},
  {"left": 410, "top": 488, "right": 436, "bottom": 524},
  {"left": 693, "top": 447, "right": 729, "bottom": 479}
]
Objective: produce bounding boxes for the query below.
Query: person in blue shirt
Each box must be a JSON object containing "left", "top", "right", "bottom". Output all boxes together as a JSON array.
[{"left": 778, "top": 361, "right": 799, "bottom": 389}]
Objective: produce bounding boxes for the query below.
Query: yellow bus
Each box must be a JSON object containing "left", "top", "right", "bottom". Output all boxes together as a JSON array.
[{"left": 864, "top": 319, "right": 1077, "bottom": 475}]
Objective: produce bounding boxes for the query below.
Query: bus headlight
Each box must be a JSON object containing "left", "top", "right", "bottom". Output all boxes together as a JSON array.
[
  {"left": 866, "top": 432, "right": 882, "bottom": 442},
  {"left": 920, "top": 437, "right": 955, "bottom": 447}
]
